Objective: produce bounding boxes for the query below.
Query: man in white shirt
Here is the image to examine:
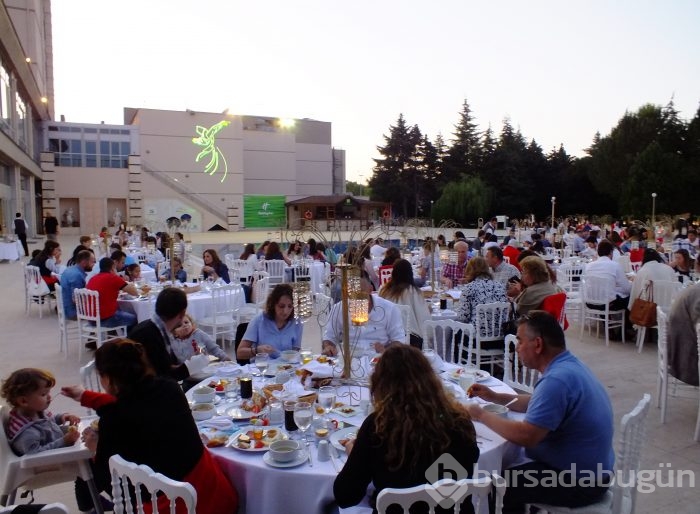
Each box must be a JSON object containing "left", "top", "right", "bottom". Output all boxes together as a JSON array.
[
  {"left": 482, "top": 217, "right": 497, "bottom": 235},
  {"left": 321, "top": 274, "right": 405, "bottom": 356},
  {"left": 369, "top": 238, "right": 386, "bottom": 260},
  {"left": 584, "top": 240, "right": 632, "bottom": 326}
]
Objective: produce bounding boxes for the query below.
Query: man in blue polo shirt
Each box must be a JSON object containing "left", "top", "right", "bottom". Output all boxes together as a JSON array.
[
  {"left": 466, "top": 311, "right": 614, "bottom": 513},
  {"left": 60, "top": 249, "right": 95, "bottom": 320}
]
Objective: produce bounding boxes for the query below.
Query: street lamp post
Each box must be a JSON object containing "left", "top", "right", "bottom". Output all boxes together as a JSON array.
[
  {"left": 551, "top": 196, "right": 556, "bottom": 230},
  {"left": 430, "top": 200, "right": 434, "bottom": 227},
  {"left": 651, "top": 192, "right": 657, "bottom": 228},
  {"left": 358, "top": 174, "right": 364, "bottom": 197}
]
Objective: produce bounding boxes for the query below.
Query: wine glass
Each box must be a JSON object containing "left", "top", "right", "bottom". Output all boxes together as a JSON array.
[
  {"left": 254, "top": 353, "right": 269, "bottom": 378},
  {"left": 293, "top": 401, "right": 313, "bottom": 443},
  {"left": 317, "top": 386, "right": 336, "bottom": 428},
  {"left": 431, "top": 295, "right": 441, "bottom": 314}
]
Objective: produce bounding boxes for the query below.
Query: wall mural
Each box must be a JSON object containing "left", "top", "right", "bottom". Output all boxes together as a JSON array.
[
  {"left": 143, "top": 199, "right": 201, "bottom": 233},
  {"left": 191, "top": 120, "right": 230, "bottom": 182}
]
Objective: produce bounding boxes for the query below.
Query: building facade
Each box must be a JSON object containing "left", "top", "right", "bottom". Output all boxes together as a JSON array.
[{"left": 0, "top": 0, "right": 53, "bottom": 236}]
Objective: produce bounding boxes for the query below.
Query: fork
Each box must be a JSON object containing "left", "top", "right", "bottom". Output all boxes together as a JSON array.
[{"left": 305, "top": 440, "right": 313, "bottom": 467}]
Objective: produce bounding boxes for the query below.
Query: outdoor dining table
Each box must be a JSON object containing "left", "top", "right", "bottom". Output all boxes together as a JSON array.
[
  {"left": 189, "top": 357, "right": 519, "bottom": 514},
  {"left": 0, "top": 240, "right": 23, "bottom": 260}
]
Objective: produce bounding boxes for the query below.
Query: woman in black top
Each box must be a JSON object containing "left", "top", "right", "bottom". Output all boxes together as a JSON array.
[
  {"left": 334, "top": 345, "right": 479, "bottom": 514},
  {"left": 201, "top": 248, "right": 230, "bottom": 283}
]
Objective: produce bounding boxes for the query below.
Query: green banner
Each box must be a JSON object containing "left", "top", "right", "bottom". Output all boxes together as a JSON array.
[{"left": 244, "top": 195, "right": 286, "bottom": 228}]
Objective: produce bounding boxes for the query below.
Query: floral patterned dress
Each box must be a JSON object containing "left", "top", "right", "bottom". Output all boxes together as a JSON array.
[{"left": 457, "top": 277, "right": 508, "bottom": 326}]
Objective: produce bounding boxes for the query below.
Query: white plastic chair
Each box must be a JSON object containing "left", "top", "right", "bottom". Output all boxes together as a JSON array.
[
  {"left": 580, "top": 276, "right": 626, "bottom": 346},
  {"left": 635, "top": 279, "right": 682, "bottom": 353},
  {"left": 109, "top": 454, "right": 196, "bottom": 514},
  {"left": 0, "top": 406, "right": 104, "bottom": 512},
  {"left": 237, "top": 274, "right": 269, "bottom": 323},
  {"left": 74, "top": 288, "right": 128, "bottom": 361},
  {"left": 422, "top": 320, "right": 474, "bottom": 365},
  {"left": 226, "top": 256, "right": 255, "bottom": 284},
  {"left": 502, "top": 334, "right": 541, "bottom": 393},
  {"left": 197, "top": 284, "right": 244, "bottom": 347},
  {"left": 55, "top": 283, "right": 79, "bottom": 358},
  {"left": 472, "top": 302, "right": 511, "bottom": 374},
  {"left": 376, "top": 474, "right": 505, "bottom": 514},
  {"left": 263, "top": 259, "right": 287, "bottom": 287},
  {"left": 534, "top": 394, "right": 651, "bottom": 514},
  {"left": 395, "top": 304, "right": 412, "bottom": 345},
  {"left": 80, "top": 359, "right": 102, "bottom": 415},
  {"left": 25, "top": 264, "right": 54, "bottom": 318}
]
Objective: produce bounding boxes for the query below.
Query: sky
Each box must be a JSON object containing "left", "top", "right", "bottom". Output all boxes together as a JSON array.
[{"left": 51, "top": 0, "right": 700, "bottom": 184}]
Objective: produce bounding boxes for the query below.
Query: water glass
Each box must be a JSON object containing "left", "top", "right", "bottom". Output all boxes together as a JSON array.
[
  {"left": 293, "top": 401, "right": 313, "bottom": 442},
  {"left": 255, "top": 353, "right": 269, "bottom": 376},
  {"left": 317, "top": 386, "right": 336, "bottom": 428},
  {"left": 268, "top": 399, "right": 284, "bottom": 425}
]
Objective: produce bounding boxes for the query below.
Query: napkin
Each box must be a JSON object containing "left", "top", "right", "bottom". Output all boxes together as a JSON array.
[
  {"left": 270, "top": 379, "right": 307, "bottom": 400},
  {"left": 214, "top": 364, "right": 243, "bottom": 377},
  {"left": 196, "top": 416, "right": 235, "bottom": 431},
  {"left": 300, "top": 360, "right": 335, "bottom": 379}
]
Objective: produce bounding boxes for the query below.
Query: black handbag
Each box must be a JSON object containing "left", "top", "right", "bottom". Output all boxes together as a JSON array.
[{"left": 501, "top": 301, "right": 518, "bottom": 336}]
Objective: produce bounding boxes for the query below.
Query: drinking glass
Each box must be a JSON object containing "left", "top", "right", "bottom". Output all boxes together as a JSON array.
[
  {"left": 317, "top": 386, "right": 336, "bottom": 428},
  {"left": 431, "top": 295, "right": 441, "bottom": 314},
  {"left": 300, "top": 348, "right": 313, "bottom": 364},
  {"left": 293, "top": 402, "right": 313, "bottom": 443},
  {"left": 255, "top": 353, "right": 269, "bottom": 377}
]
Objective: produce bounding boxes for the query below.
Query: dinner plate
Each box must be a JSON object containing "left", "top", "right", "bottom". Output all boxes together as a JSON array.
[
  {"left": 226, "top": 406, "right": 256, "bottom": 421},
  {"left": 227, "top": 426, "right": 288, "bottom": 452},
  {"left": 332, "top": 405, "right": 359, "bottom": 418},
  {"left": 262, "top": 450, "right": 308, "bottom": 468},
  {"left": 330, "top": 427, "right": 358, "bottom": 452},
  {"left": 448, "top": 369, "right": 491, "bottom": 383}
]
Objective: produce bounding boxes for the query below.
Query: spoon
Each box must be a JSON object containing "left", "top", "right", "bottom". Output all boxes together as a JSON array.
[{"left": 503, "top": 397, "right": 518, "bottom": 409}]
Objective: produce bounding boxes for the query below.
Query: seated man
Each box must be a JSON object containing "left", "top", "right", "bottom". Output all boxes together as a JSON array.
[
  {"left": 467, "top": 312, "right": 614, "bottom": 513},
  {"left": 321, "top": 273, "right": 405, "bottom": 356},
  {"left": 440, "top": 240, "right": 469, "bottom": 289},
  {"left": 86, "top": 257, "right": 138, "bottom": 329},
  {"left": 61, "top": 250, "right": 96, "bottom": 320},
  {"left": 584, "top": 239, "right": 632, "bottom": 313},
  {"left": 485, "top": 246, "right": 520, "bottom": 286}
]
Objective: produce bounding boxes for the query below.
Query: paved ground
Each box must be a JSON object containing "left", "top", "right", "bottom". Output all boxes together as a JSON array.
[{"left": 1, "top": 236, "right": 698, "bottom": 512}]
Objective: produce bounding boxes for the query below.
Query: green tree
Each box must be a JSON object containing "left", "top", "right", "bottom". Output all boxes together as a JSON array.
[
  {"left": 443, "top": 100, "right": 482, "bottom": 183},
  {"left": 432, "top": 176, "right": 493, "bottom": 225}
]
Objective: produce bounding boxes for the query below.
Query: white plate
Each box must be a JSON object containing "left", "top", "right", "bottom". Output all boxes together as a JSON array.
[
  {"left": 227, "top": 426, "right": 288, "bottom": 452},
  {"left": 262, "top": 450, "right": 308, "bottom": 468},
  {"left": 448, "top": 369, "right": 491, "bottom": 383},
  {"left": 330, "top": 427, "right": 358, "bottom": 452},
  {"left": 226, "top": 406, "right": 256, "bottom": 420},
  {"left": 332, "top": 405, "right": 359, "bottom": 418}
]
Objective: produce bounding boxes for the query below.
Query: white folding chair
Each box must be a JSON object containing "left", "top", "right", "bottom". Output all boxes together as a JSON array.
[
  {"left": 197, "top": 284, "right": 243, "bottom": 348},
  {"left": 635, "top": 279, "right": 682, "bottom": 353},
  {"left": 580, "top": 276, "right": 626, "bottom": 346},
  {"left": 394, "top": 304, "right": 412, "bottom": 345},
  {"left": 422, "top": 320, "right": 474, "bottom": 365},
  {"left": 0, "top": 406, "right": 105, "bottom": 512},
  {"left": 109, "top": 454, "right": 196, "bottom": 514},
  {"left": 74, "top": 288, "right": 128, "bottom": 361},
  {"left": 80, "top": 359, "right": 102, "bottom": 415},
  {"left": 55, "top": 284, "right": 79, "bottom": 358},
  {"left": 534, "top": 394, "right": 651, "bottom": 514},
  {"left": 237, "top": 274, "right": 270, "bottom": 323},
  {"left": 376, "top": 474, "right": 505, "bottom": 514},
  {"left": 472, "top": 302, "right": 511, "bottom": 374},
  {"left": 502, "top": 334, "right": 541, "bottom": 393},
  {"left": 25, "top": 264, "right": 54, "bottom": 318},
  {"left": 263, "top": 259, "right": 287, "bottom": 287}
]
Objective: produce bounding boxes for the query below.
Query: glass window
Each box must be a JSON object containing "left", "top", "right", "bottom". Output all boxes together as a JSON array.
[
  {"left": 85, "top": 128, "right": 97, "bottom": 133},
  {"left": 100, "top": 156, "right": 110, "bottom": 167},
  {"left": 70, "top": 140, "right": 82, "bottom": 153},
  {"left": 0, "top": 63, "right": 9, "bottom": 128},
  {"left": 121, "top": 142, "right": 130, "bottom": 155},
  {"left": 15, "top": 94, "right": 27, "bottom": 146},
  {"left": 49, "top": 138, "right": 59, "bottom": 152},
  {"left": 86, "top": 155, "right": 97, "bottom": 167},
  {"left": 100, "top": 141, "right": 109, "bottom": 154},
  {"left": 85, "top": 141, "right": 96, "bottom": 154}
]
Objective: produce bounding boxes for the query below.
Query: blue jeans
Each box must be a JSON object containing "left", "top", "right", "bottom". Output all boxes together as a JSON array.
[{"left": 101, "top": 309, "right": 137, "bottom": 329}]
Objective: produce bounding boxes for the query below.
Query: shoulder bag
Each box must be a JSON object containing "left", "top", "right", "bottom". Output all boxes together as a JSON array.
[{"left": 629, "top": 281, "right": 656, "bottom": 328}]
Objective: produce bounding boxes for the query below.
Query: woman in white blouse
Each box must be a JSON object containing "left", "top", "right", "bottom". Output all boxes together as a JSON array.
[{"left": 379, "top": 259, "right": 430, "bottom": 347}]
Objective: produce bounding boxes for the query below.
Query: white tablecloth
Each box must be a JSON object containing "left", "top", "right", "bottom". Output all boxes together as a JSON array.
[
  {"left": 118, "top": 288, "right": 243, "bottom": 323},
  {"left": 0, "top": 241, "right": 22, "bottom": 260},
  {"left": 195, "top": 364, "right": 516, "bottom": 514}
]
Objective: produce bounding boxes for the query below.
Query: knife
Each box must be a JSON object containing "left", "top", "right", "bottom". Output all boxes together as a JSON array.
[{"left": 306, "top": 440, "right": 313, "bottom": 467}]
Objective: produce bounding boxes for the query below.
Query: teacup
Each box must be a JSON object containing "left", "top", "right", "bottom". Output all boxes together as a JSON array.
[
  {"left": 482, "top": 403, "right": 509, "bottom": 418},
  {"left": 458, "top": 370, "right": 479, "bottom": 393},
  {"left": 268, "top": 439, "right": 302, "bottom": 463}
]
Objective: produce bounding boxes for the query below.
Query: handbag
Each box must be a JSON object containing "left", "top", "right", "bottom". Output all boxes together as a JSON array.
[
  {"left": 629, "top": 281, "right": 657, "bottom": 327},
  {"left": 501, "top": 301, "right": 518, "bottom": 336}
]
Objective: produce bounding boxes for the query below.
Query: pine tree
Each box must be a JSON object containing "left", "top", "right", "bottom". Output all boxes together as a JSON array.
[{"left": 443, "top": 100, "right": 482, "bottom": 183}]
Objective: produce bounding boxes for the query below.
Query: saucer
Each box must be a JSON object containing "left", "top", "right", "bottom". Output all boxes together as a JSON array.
[{"left": 262, "top": 450, "right": 307, "bottom": 468}]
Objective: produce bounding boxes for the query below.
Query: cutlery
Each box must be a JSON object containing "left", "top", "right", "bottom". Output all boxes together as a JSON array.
[
  {"left": 329, "top": 446, "right": 340, "bottom": 472},
  {"left": 504, "top": 398, "right": 518, "bottom": 409},
  {"left": 477, "top": 435, "right": 493, "bottom": 443},
  {"left": 306, "top": 441, "right": 313, "bottom": 467}
]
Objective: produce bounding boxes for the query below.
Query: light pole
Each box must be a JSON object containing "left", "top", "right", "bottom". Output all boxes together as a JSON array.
[
  {"left": 651, "top": 192, "right": 657, "bottom": 228},
  {"left": 430, "top": 200, "right": 434, "bottom": 227},
  {"left": 551, "top": 196, "right": 556, "bottom": 230},
  {"left": 358, "top": 174, "right": 364, "bottom": 197}
]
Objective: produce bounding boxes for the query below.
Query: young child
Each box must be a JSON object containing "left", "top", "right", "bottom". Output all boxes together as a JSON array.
[
  {"left": 1, "top": 368, "right": 80, "bottom": 455},
  {"left": 170, "top": 313, "right": 231, "bottom": 363}
]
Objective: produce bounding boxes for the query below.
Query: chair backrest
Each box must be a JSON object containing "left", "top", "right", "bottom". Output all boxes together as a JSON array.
[
  {"left": 611, "top": 394, "right": 651, "bottom": 514},
  {"left": 251, "top": 274, "right": 270, "bottom": 306},
  {"left": 656, "top": 307, "right": 669, "bottom": 380},
  {"left": 474, "top": 302, "right": 511, "bottom": 343},
  {"left": 292, "top": 261, "right": 311, "bottom": 282},
  {"left": 109, "top": 454, "right": 196, "bottom": 514},
  {"left": 423, "top": 320, "right": 474, "bottom": 365},
  {"left": 25, "top": 265, "right": 50, "bottom": 297},
  {"left": 582, "top": 275, "right": 616, "bottom": 307},
  {"left": 209, "top": 284, "right": 244, "bottom": 322},
  {"left": 614, "top": 254, "right": 632, "bottom": 273},
  {"left": 376, "top": 475, "right": 503, "bottom": 514},
  {"left": 540, "top": 292, "right": 568, "bottom": 329},
  {"left": 55, "top": 283, "right": 67, "bottom": 323},
  {"left": 556, "top": 264, "right": 585, "bottom": 293},
  {"left": 263, "top": 260, "right": 286, "bottom": 284},
  {"left": 394, "top": 304, "right": 412, "bottom": 344},
  {"left": 74, "top": 288, "right": 101, "bottom": 322},
  {"left": 649, "top": 280, "right": 683, "bottom": 313},
  {"left": 378, "top": 266, "right": 393, "bottom": 286},
  {"left": 502, "top": 334, "right": 541, "bottom": 393},
  {"left": 80, "top": 359, "right": 102, "bottom": 415}
]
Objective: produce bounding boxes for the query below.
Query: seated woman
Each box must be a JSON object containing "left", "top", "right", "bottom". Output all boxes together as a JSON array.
[
  {"left": 28, "top": 241, "right": 61, "bottom": 291},
  {"left": 123, "top": 263, "right": 141, "bottom": 282},
  {"left": 160, "top": 256, "right": 187, "bottom": 283},
  {"left": 380, "top": 247, "right": 401, "bottom": 267},
  {"left": 379, "top": 259, "right": 430, "bottom": 348},
  {"left": 236, "top": 284, "right": 302, "bottom": 360},
  {"left": 457, "top": 256, "right": 508, "bottom": 326},
  {"left": 201, "top": 248, "right": 230, "bottom": 283},
  {"left": 239, "top": 243, "right": 258, "bottom": 263},
  {"left": 264, "top": 241, "right": 291, "bottom": 265},
  {"left": 670, "top": 249, "right": 692, "bottom": 282},
  {"left": 627, "top": 248, "right": 676, "bottom": 309},
  {"left": 511, "top": 256, "right": 562, "bottom": 316},
  {"left": 307, "top": 238, "right": 326, "bottom": 262},
  {"left": 287, "top": 240, "right": 303, "bottom": 260},
  {"left": 61, "top": 339, "right": 238, "bottom": 514},
  {"left": 334, "top": 344, "right": 479, "bottom": 513}
]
